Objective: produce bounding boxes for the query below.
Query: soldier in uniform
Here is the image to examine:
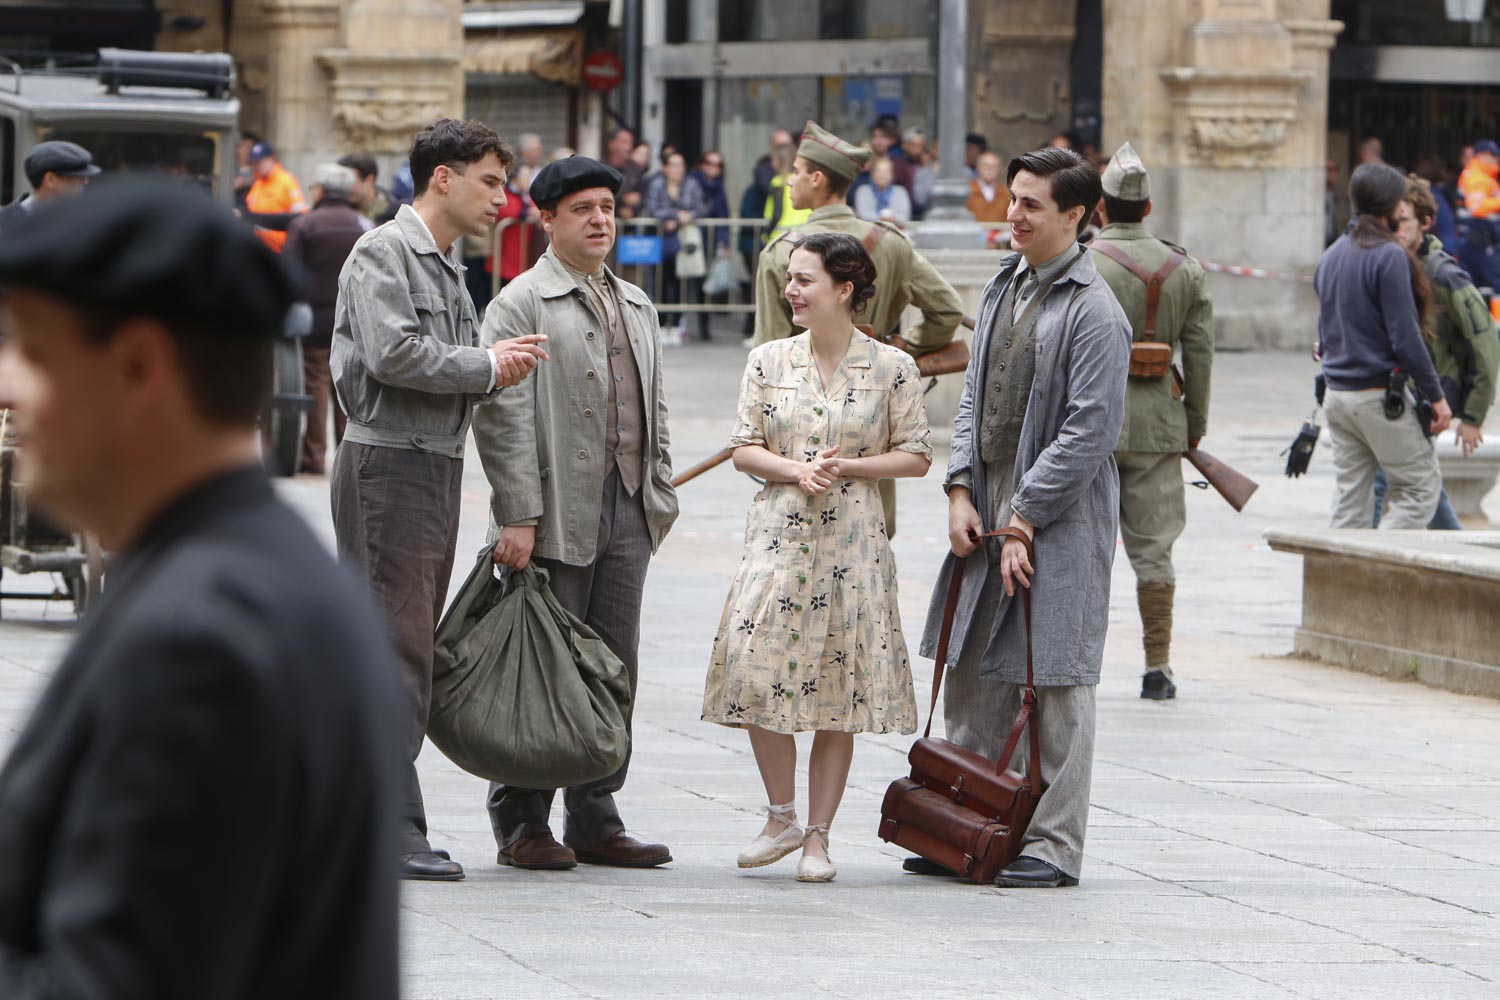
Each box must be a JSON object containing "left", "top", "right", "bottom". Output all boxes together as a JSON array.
[
  {"left": 1088, "top": 142, "right": 1214, "bottom": 701},
  {"left": 752, "top": 120, "right": 963, "bottom": 352},
  {"left": 752, "top": 120, "right": 964, "bottom": 535}
]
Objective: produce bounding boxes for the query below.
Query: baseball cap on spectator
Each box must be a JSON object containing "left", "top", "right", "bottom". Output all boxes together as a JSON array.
[
  {"left": 1474, "top": 139, "right": 1500, "bottom": 157},
  {"left": 23, "top": 141, "right": 101, "bottom": 188},
  {"left": 247, "top": 142, "right": 275, "bottom": 163}
]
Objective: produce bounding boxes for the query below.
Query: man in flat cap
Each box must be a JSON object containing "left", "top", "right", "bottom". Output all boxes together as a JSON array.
[
  {"left": 475, "top": 155, "right": 678, "bottom": 871},
  {"left": 0, "top": 178, "right": 402, "bottom": 997},
  {"left": 331, "top": 119, "right": 549, "bottom": 883},
  {"left": 1088, "top": 141, "right": 1214, "bottom": 701},
  {"left": 0, "top": 140, "right": 99, "bottom": 233},
  {"left": 753, "top": 120, "right": 964, "bottom": 536}
]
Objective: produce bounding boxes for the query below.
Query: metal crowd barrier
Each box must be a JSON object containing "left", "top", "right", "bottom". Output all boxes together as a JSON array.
[{"left": 482, "top": 214, "right": 1012, "bottom": 313}]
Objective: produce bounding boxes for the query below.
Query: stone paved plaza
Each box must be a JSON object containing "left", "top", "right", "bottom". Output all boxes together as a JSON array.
[{"left": 1, "top": 343, "right": 1497, "bottom": 999}]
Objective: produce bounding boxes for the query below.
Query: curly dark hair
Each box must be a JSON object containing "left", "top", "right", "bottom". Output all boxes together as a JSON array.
[
  {"left": 790, "top": 231, "right": 878, "bottom": 316},
  {"left": 408, "top": 118, "right": 514, "bottom": 197}
]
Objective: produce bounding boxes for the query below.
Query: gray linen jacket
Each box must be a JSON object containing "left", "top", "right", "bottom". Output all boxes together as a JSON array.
[
  {"left": 472, "top": 249, "right": 679, "bottom": 566},
  {"left": 331, "top": 205, "right": 496, "bottom": 458},
  {"left": 919, "top": 248, "right": 1130, "bottom": 685}
]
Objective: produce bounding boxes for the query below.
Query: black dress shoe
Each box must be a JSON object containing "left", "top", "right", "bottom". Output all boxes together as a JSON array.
[
  {"left": 431, "top": 848, "right": 451, "bottom": 861},
  {"left": 902, "top": 856, "right": 957, "bottom": 877},
  {"left": 994, "top": 855, "right": 1078, "bottom": 888},
  {"left": 1141, "top": 669, "right": 1177, "bottom": 700},
  {"left": 401, "top": 851, "right": 465, "bottom": 882}
]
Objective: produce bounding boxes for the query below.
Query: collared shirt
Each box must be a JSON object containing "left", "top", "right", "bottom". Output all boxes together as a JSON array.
[{"left": 1011, "top": 244, "right": 1078, "bottom": 320}]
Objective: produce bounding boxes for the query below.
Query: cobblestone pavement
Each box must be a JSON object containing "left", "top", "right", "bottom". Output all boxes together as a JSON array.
[{"left": 1, "top": 343, "right": 1497, "bottom": 1000}]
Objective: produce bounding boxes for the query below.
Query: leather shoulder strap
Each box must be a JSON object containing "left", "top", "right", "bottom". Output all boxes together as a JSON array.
[
  {"left": 1089, "top": 241, "right": 1187, "bottom": 340},
  {"left": 924, "top": 527, "right": 1042, "bottom": 792},
  {"left": 863, "top": 222, "right": 889, "bottom": 254}
]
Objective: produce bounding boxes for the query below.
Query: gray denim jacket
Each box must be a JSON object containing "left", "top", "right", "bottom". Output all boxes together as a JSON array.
[{"left": 331, "top": 205, "right": 495, "bottom": 457}]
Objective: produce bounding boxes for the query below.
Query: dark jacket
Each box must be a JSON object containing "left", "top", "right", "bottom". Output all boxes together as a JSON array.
[
  {"left": 0, "top": 197, "right": 34, "bottom": 234},
  {"left": 1315, "top": 233, "right": 1444, "bottom": 404},
  {"left": 0, "top": 467, "right": 402, "bottom": 1000},
  {"left": 286, "top": 194, "right": 370, "bottom": 348}
]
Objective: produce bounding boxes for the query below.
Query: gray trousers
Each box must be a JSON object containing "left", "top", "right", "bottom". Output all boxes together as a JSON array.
[
  {"left": 943, "top": 667, "right": 1097, "bottom": 880},
  {"left": 947, "top": 572, "right": 1096, "bottom": 879},
  {"left": 1325, "top": 388, "right": 1440, "bottom": 529},
  {"left": 331, "top": 441, "right": 463, "bottom": 855},
  {"left": 487, "top": 468, "right": 652, "bottom": 850}
]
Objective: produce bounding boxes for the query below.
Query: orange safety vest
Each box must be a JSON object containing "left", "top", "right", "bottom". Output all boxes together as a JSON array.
[
  {"left": 1459, "top": 159, "right": 1500, "bottom": 220},
  {"left": 245, "top": 163, "right": 309, "bottom": 252}
]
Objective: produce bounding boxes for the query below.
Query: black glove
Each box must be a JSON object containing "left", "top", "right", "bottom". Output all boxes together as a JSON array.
[{"left": 1284, "top": 420, "right": 1319, "bottom": 478}]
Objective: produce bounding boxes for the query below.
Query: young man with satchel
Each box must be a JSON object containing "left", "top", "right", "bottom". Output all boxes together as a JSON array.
[
  {"left": 1088, "top": 142, "right": 1214, "bottom": 701},
  {"left": 907, "top": 146, "right": 1130, "bottom": 888},
  {"left": 475, "top": 156, "right": 680, "bottom": 871}
]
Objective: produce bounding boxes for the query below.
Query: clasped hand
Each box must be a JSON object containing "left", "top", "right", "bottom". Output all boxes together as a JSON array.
[
  {"left": 796, "top": 446, "right": 841, "bottom": 495},
  {"left": 490, "top": 334, "right": 549, "bottom": 388}
]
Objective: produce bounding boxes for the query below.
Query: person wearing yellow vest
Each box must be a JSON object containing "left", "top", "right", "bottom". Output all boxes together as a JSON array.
[{"left": 244, "top": 142, "right": 308, "bottom": 253}]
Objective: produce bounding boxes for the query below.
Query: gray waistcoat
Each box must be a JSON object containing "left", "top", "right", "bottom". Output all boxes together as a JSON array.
[{"left": 978, "top": 273, "right": 1042, "bottom": 465}]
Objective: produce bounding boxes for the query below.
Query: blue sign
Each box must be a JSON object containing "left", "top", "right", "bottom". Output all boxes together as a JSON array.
[{"left": 617, "top": 234, "right": 662, "bottom": 266}]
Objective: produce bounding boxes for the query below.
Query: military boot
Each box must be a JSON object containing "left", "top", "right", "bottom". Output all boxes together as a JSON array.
[{"left": 1138, "top": 581, "right": 1177, "bottom": 700}]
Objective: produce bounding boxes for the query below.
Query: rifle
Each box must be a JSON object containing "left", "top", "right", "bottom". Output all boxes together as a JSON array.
[
  {"left": 1184, "top": 447, "right": 1258, "bottom": 512},
  {"left": 672, "top": 316, "right": 979, "bottom": 489}
]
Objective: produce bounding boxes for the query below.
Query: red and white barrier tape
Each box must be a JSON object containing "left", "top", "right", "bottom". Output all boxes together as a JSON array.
[{"left": 1199, "top": 260, "right": 1315, "bottom": 283}]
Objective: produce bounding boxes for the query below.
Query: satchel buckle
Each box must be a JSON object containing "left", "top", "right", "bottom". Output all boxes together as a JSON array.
[
  {"left": 961, "top": 853, "right": 976, "bottom": 875},
  {"left": 948, "top": 774, "right": 965, "bottom": 804}
]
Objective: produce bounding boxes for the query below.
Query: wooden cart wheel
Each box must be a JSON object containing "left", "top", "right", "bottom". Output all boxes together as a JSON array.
[
  {"left": 261, "top": 335, "right": 307, "bottom": 478},
  {"left": 65, "top": 535, "right": 104, "bottom": 619}
]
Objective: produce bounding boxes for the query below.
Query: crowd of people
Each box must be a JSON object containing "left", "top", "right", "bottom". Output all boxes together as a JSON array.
[{"left": 0, "top": 96, "right": 1495, "bottom": 995}]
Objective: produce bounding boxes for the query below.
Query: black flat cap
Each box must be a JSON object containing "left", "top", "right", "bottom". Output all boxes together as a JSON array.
[
  {"left": 24, "top": 140, "right": 101, "bottom": 185},
  {"left": 529, "top": 155, "right": 622, "bottom": 210},
  {"left": 0, "top": 176, "right": 298, "bottom": 340}
]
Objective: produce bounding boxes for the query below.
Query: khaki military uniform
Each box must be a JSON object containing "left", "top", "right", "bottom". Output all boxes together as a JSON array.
[
  {"left": 752, "top": 203, "right": 963, "bottom": 351},
  {"left": 751, "top": 204, "right": 963, "bottom": 538},
  {"left": 1090, "top": 221, "right": 1214, "bottom": 676}
]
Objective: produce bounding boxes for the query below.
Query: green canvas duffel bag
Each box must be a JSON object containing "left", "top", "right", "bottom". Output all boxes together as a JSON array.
[{"left": 429, "top": 548, "right": 631, "bottom": 788}]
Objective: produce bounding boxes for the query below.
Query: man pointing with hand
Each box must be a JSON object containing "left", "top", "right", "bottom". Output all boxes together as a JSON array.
[{"left": 331, "top": 119, "right": 548, "bottom": 883}]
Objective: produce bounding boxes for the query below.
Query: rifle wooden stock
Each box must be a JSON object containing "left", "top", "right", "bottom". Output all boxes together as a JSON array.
[
  {"left": 1184, "top": 447, "right": 1258, "bottom": 512},
  {"left": 671, "top": 446, "right": 735, "bottom": 488}
]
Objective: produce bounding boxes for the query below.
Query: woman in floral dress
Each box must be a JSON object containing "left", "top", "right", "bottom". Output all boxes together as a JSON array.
[{"left": 702, "top": 232, "right": 932, "bottom": 882}]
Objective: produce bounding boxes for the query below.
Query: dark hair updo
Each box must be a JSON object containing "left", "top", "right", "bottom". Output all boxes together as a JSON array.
[{"left": 791, "top": 231, "right": 878, "bottom": 316}]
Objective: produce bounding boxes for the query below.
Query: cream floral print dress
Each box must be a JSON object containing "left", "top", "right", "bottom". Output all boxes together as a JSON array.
[{"left": 702, "top": 332, "right": 931, "bottom": 734}]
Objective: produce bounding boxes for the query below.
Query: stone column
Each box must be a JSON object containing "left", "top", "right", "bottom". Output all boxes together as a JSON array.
[
  {"left": 1103, "top": 0, "right": 1342, "bottom": 350},
  {"left": 973, "top": 0, "right": 1077, "bottom": 164},
  {"left": 318, "top": 0, "right": 465, "bottom": 177},
  {"left": 915, "top": 0, "right": 978, "bottom": 248}
]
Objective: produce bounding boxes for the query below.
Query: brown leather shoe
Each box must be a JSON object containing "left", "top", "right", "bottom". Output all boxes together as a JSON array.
[
  {"left": 499, "top": 832, "right": 577, "bottom": 870},
  {"left": 572, "top": 831, "right": 673, "bottom": 868}
]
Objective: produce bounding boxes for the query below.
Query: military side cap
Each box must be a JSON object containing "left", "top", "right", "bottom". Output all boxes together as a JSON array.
[
  {"left": 24, "top": 140, "right": 101, "bottom": 184},
  {"left": 530, "top": 155, "right": 622, "bottom": 209},
  {"left": 1101, "top": 141, "right": 1150, "bottom": 201},
  {"left": 797, "top": 121, "right": 871, "bottom": 184},
  {"left": 0, "top": 175, "right": 298, "bottom": 340}
]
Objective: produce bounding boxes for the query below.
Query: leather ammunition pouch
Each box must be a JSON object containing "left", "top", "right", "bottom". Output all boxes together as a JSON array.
[
  {"left": 1129, "top": 342, "right": 1174, "bottom": 378},
  {"left": 1090, "top": 240, "right": 1187, "bottom": 381}
]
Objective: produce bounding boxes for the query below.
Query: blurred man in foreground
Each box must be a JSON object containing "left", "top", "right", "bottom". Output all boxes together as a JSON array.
[{"left": 0, "top": 178, "right": 402, "bottom": 998}]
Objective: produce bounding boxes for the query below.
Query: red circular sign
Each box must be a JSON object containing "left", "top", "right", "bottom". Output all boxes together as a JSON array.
[{"left": 583, "top": 50, "right": 623, "bottom": 92}]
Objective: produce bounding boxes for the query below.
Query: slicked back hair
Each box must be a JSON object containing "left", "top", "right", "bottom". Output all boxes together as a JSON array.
[
  {"left": 409, "top": 118, "right": 514, "bottom": 197},
  {"left": 1007, "top": 146, "right": 1101, "bottom": 237}
]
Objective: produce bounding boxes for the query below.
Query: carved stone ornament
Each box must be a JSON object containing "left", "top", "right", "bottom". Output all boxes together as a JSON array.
[
  {"left": 319, "top": 49, "right": 462, "bottom": 154},
  {"left": 1161, "top": 66, "right": 1313, "bottom": 169}
]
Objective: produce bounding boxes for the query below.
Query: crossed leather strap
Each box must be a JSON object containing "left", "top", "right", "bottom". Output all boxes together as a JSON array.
[
  {"left": 1089, "top": 241, "right": 1185, "bottom": 340},
  {"left": 926, "top": 526, "right": 1042, "bottom": 797}
]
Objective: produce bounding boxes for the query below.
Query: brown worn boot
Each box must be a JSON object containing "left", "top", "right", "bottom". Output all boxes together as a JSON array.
[
  {"left": 499, "top": 832, "right": 577, "bottom": 870},
  {"left": 1137, "top": 582, "right": 1176, "bottom": 700}
]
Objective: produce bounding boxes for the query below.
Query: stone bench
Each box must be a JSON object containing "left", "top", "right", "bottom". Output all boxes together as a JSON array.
[
  {"left": 1266, "top": 528, "right": 1500, "bottom": 698},
  {"left": 1437, "top": 436, "right": 1500, "bottom": 527}
]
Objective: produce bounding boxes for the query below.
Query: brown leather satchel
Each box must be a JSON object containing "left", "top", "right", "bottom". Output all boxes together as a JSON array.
[{"left": 877, "top": 527, "right": 1044, "bottom": 884}]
